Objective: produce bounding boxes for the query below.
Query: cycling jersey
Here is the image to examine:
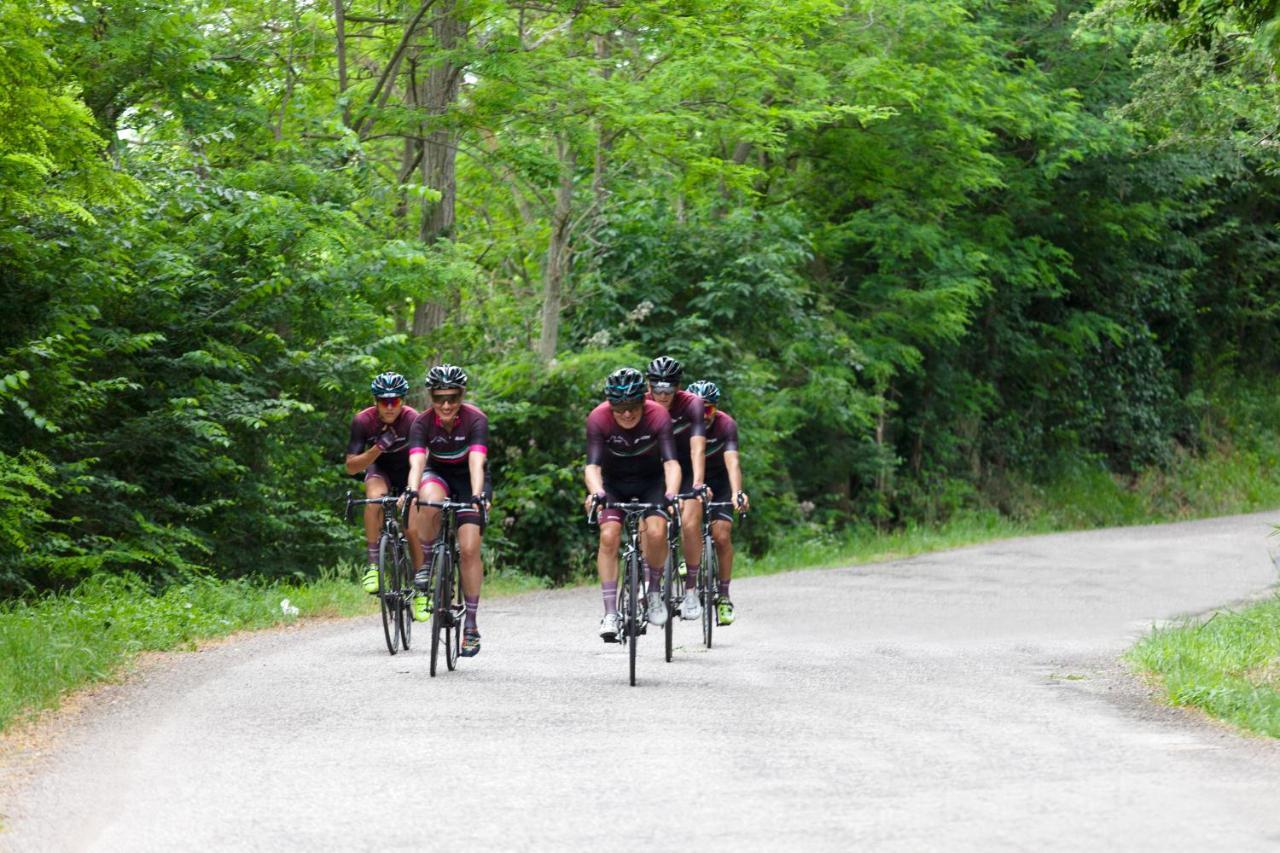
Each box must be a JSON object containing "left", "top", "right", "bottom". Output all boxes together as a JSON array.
[
  {"left": 586, "top": 400, "right": 677, "bottom": 481},
  {"left": 347, "top": 405, "right": 420, "bottom": 489},
  {"left": 408, "top": 403, "right": 489, "bottom": 467},
  {"left": 649, "top": 389, "right": 705, "bottom": 467},
  {"left": 703, "top": 410, "right": 739, "bottom": 480}
]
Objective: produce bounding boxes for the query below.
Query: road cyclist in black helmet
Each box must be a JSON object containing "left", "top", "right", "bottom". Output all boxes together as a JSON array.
[
  {"left": 346, "top": 372, "right": 422, "bottom": 593},
  {"left": 645, "top": 355, "right": 710, "bottom": 621},
  {"left": 406, "top": 364, "right": 492, "bottom": 657},
  {"left": 686, "top": 380, "right": 750, "bottom": 626},
  {"left": 584, "top": 367, "right": 681, "bottom": 641}
]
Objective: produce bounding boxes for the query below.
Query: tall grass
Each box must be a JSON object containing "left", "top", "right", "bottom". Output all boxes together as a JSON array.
[
  {"left": 0, "top": 570, "right": 369, "bottom": 731},
  {"left": 1130, "top": 596, "right": 1280, "bottom": 738}
]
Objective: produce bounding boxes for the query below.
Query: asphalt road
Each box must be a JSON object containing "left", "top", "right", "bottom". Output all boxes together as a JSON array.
[{"left": 4, "top": 512, "right": 1280, "bottom": 851}]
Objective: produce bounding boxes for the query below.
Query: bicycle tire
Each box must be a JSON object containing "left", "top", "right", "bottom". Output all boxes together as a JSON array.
[
  {"left": 396, "top": 539, "right": 412, "bottom": 651},
  {"left": 445, "top": 547, "right": 461, "bottom": 671},
  {"left": 702, "top": 533, "right": 716, "bottom": 649},
  {"left": 616, "top": 549, "right": 630, "bottom": 652},
  {"left": 663, "top": 551, "right": 675, "bottom": 663},
  {"left": 430, "top": 542, "right": 449, "bottom": 677},
  {"left": 378, "top": 534, "right": 398, "bottom": 655},
  {"left": 628, "top": 547, "right": 640, "bottom": 686}
]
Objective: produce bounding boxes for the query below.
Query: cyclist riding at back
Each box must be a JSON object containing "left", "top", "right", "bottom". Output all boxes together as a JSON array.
[
  {"left": 407, "top": 364, "right": 491, "bottom": 657},
  {"left": 645, "top": 355, "right": 709, "bottom": 621},
  {"left": 687, "top": 380, "right": 751, "bottom": 626},
  {"left": 584, "top": 367, "right": 682, "bottom": 642},
  {"left": 346, "top": 372, "right": 422, "bottom": 593}
]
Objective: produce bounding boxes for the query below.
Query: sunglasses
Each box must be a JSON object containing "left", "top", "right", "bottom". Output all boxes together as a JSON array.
[
  {"left": 376, "top": 397, "right": 403, "bottom": 407},
  {"left": 649, "top": 383, "right": 676, "bottom": 395},
  {"left": 610, "top": 401, "right": 643, "bottom": 415},
  {"left": 432, "top": 392, "right": 462, "bottom": 404}
]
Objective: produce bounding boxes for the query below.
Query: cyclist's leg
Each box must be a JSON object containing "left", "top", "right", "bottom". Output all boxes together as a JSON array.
[
  {"left": 361, "top": 472, "right": 390, "bottom": 592},
  {"left": 677, "top": 468, "right": 704, "bottom": 618},
  {"left": 412, "top": 475, "right": 449, "bottom": 573},
  {"left": 711, "top": 517, "right": 735, "bottom": 624}
]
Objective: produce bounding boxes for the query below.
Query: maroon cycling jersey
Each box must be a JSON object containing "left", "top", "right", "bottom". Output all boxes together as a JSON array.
[
  {"left": 586, "top": 400, "right": 677, "bottom": 480},
  {"left": 408, "top": 403, "right": 489, "bottom": 467},
  {"left": 648, "top": 389, "right": 705, "bottom": 465},
  {"left": 703, "top": 410, "right": 740, "bottom": 479},
  {"left": 346, "top": 405, "right": 420, "bottom": 474}
]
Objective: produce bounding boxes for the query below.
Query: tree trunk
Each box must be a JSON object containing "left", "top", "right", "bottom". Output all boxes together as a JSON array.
[
  {"left": 538, "top": 134, "right": 576, "bottom": 363},
  {"left": 411, "top": 0, "right": 468, "bottom": 337},
  {"left": 334, "top": 0, "right": 349, "bottom": 126}
]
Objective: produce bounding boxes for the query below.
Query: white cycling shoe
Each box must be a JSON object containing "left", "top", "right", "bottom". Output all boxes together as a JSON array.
[
  {"left": 645, "top": 592, "right": 668, "bottom": 627},
  {"left": 679, "top": 589, "right": 702, "bottom": 620},
  {"left": 599, "top": 612, "right": 622, "bottom": 642}
]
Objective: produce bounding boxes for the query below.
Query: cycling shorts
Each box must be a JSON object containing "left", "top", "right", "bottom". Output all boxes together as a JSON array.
[
  {"left": 599, "top": 475, "right": 669, "bottom": 526},
  {"left": 419, "top": 465, "right": 492, "bottom": 529}
]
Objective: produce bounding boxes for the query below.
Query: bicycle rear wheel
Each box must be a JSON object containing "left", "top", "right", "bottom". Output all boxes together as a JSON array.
[
  {"left": 396, "top": 539, "right": 412, "bottom": 651},
  {"left": 378, "top": 535, "right": 398, "bottom": 655},
  {"left": 430, "top": 543, "right": 449, "bottom": 677},
  {"left": 627, "top": 548, "right": 640, "bottom": 686},
  {"left": 445, "top": 548, "right": 461, "bottom": 671},
  {"left": 702, "top": 533, "right": 716, "bottom": 648}
]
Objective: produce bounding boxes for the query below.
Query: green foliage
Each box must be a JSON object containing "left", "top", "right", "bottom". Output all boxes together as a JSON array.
[{"left": 3, "top": 0, "right": 1280, "bottom": 600}]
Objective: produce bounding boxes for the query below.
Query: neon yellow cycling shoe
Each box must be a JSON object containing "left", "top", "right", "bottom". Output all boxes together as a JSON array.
[
  {"left": 716, "top": 596, "right": 735, "bottom": 626},
  {"left": 413, "top": 592, "right": 432, "bottom": 623},
  {"left": 361, "top": 565, "right": 379, "bottom": 594}
]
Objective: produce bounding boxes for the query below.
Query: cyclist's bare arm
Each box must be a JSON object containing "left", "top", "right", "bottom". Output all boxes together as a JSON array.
[
  {"left": 663, "top": 460, "right": 681, "bottom": 498},
  {"left": 406, "top": 451, "right": 426, "bottom": 494},
  {"left": 724, "top": 450, "right": 749, "bottom": 510},
  {"left": 345, "top": 445, "right": 382, "bottom": 476},
  {"left": 584, "top": 464, "right": 605, "bottom": 512},
  {"left": 468, "top": 450, "right": 486, "bottom": 501},
  {"left": 689, "top": 434, "right": 707, "bottom": 489}
]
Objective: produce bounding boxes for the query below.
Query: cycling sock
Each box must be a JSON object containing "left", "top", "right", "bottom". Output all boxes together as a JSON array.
[
  {"left": 644, "top": 559, "right": 662, "bottom": 592},
  {"left": 464, "top": 595, "right": 479, "bottom": 629},
  {"left": 718, "top": 579, "right": 730, "bottom": 597},
  {"left": 366, "top": 543, "right": 379, "bottom": 564},
  {"left": 602, "top": 581, "right": 618, "bottom": 615},
  {"left": 687, "top": 564, "right": 700, "bottom": 587}
]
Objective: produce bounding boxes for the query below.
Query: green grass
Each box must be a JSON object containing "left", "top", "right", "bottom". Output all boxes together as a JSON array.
[
  {"left": 1129, "top": 595, "right": 1280, "bottom": 737},
  {"left": 0, "top": 562, "right": 554, "bottom": 733}
]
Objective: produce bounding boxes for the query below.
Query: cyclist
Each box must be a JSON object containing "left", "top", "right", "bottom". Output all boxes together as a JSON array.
[
  {"left": 345, "top": 372, "right": 422, "bottom": 595},
  {"left": 407, "top": 364, "right": 491, "bottom": 657},
  {"left": 645, "top": 355, "right": 708, "bottom": 621},
  {"left": 585, "top": 367, "right": 681, "bottom": 642},
  {"left": 687, "top": 380, "right": 750, "bottom": 625}
]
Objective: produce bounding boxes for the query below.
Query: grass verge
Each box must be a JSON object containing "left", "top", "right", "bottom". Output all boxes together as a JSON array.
[
  {"left": 1129, "top": 595, "right": 1280, "bottom": 738},
  {"left": 0, "top": 563, "right": 554, "bottom": 734}
]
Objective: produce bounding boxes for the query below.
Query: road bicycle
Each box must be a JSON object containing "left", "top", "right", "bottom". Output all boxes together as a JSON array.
[
  {"left": 698, "top": 499, "right": 747, "bottom": 648},
  {"left": 345, "top": 492, "right": 416, "bottom": 655},
  {"left": 416, "top": 497, "right": 486, "bottom": 677},
  {"left": 589, "top": 498, "right": 671, "bottom": 686}
]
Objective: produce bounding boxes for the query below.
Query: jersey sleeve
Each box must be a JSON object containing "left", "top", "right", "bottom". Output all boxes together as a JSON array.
[
  {"left": 408, "top": 412, "right": 428, "bottom": 457},
  {"left": 657, "top": 414, "right": 677, "bottom": 463},
  {"left": 347, "top": 414, "right": 368, "bottom": 456},
  {"left": 723, "top": 416, "right": 739, "bottom": 453},
  {"left": 467, "top": 411, "right": 489, "bottom": 455},
  {"left": 586, "top": 413, "right": 605, "bottom": 467},
  {"left": 686, "top": 395, "right": 706, "bottom": 438}
]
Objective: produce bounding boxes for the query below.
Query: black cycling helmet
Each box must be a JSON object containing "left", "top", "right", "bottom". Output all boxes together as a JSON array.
[
  {"left": 646, "top": 355, "right": 683, "bottom": 384},
  {"left": 426, "top": 364, "right": 468, "bottom": 390},
  {"left": 686, "top": 380, "right": 721, "bottom": 405},
  {"left": 603, "top": 367, "right": 647, "bottom": 403},
  {"left": 371, "top": 371, "right": 409, "bottom": 398}
]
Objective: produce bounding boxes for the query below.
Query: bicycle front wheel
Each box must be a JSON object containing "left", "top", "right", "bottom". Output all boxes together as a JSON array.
[
  {"left": 445, "top": 548, "right": 461, "bottom": 671},
  {"left": 378, "top": 535, "right": 398, "bottom": 655},
  {"left": 627, "top": 548, "right": 640, "bottom": 686},
  {"left": 430, "top": 543, "right": 450, "bottom": 677},
  {"left": 702, "top": 533, "right": 716, "bottom": 649},
  {"left": 663, "top": 550, "right": 676, "bottom": 663},
  {"left": 396, "top": 539, "right": 412, "bottom": 651}
]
